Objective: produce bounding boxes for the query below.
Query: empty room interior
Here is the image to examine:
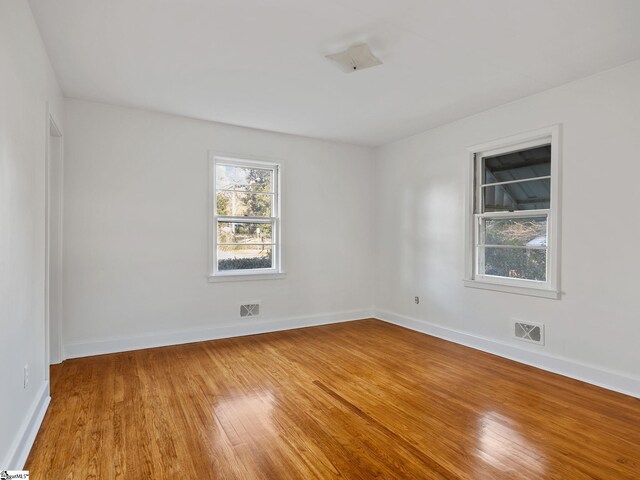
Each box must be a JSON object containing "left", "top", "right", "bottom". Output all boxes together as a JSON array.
[{"left": 2, "top": 0, "right": 640, "bottom": 478}]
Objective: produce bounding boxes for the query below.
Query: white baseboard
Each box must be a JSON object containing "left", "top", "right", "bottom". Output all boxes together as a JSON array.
[
  {"left": 4, "top": 381, "right": 51, "bottom": 469},
  {"left": 62, "top": 307, "right": 639, "bottom": 398},
  {"left": 375, "top": 309, "right": 640, "bottom": 399},
  {"left": 64, "top": 309, "right": 374, "bottom": 359}
]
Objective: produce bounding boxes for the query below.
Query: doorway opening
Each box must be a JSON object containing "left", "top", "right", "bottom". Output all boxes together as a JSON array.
[{"left": 45, "top": 113, "right": 63, "bottom": 376}]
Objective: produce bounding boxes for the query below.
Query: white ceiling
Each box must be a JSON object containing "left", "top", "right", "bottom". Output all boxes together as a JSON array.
[{"left": 28, "top": 0, "right": 640, "bottom": 146}]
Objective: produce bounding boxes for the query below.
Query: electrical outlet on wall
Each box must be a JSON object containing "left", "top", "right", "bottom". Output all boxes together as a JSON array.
[{"left": 24, "top": 364, "right": 29, "bottom": 389}]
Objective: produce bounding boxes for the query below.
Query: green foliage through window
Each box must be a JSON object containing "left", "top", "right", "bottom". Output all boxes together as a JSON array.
[
  {"left": 218, "top": 253, "right": 272, "bottom": 271},
  {"left": 214, "top": 161, "right": 278, "bottom": 273}
]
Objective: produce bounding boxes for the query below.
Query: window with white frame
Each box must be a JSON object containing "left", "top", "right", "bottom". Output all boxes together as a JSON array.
[
  {"left": 465, "top": 126, "right": 560, "bottom": 298},
  {"left": 210, "top": 154, "right": 282, "bottom": 278}
]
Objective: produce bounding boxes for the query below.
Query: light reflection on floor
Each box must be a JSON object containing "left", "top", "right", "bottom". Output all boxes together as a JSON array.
[
  {"left": 213, "top": 390, "right": 277, "bottom": 446},
  {"left": 476, "top": 410, "right": 546, "bottom": 475}
]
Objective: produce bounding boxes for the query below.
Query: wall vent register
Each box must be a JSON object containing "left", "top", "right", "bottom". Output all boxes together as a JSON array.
[
  {"left": 514, "top": 321, "right": 544, "bottom": 345},
  {"left": 240, "top": 303, "right": 260, "bottom": 318}
]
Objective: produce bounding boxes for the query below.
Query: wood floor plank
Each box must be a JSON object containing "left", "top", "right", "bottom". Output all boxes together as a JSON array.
[{"left": 26, "top": 319, "right": 640, "bottom": 479}]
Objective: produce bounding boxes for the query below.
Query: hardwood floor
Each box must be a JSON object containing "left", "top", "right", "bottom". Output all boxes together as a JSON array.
[{"left": 26, "top": 319, "right": 639, "bottom": 479}]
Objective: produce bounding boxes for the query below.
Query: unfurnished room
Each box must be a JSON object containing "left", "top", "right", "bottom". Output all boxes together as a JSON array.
[{"left": 1, "top": 0, "right": 639, "bottom": 478}]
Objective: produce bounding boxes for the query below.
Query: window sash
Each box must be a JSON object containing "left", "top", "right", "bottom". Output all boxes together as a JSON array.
[
  {"left": 474, "top": 209, "right": 550, "bottom": 219},
  {"left": 216, "top": 189, "right": 276, "bottom": 195},
  {"left": 212, "top": 157, "right": 280, "bottom": 276},
  {"left": 476, "top": 244, "right": 547, "bottom": 250},
  {"left": 473, "top": 181, "right": 552, "bottom": 284},
  {"left": 474, "top": 247, "right": 549, "bottom": 283},
  {"left": 464, "top": 126, "right": 560, "bottom": 297},
  {"left": 218, "top": 244, "right": 276, "bottom": 248},
  {"left": 481, "top": 175, "right": 551, "bottom": 188},
  {"left": 475, "top": 136, "right": 552, "bottom": 212},
  {"left": 477, "top": 176, "right": 552, "bottom": 214},
  {"left": 216, "top": 216, "right": 276, "bottom": 223}
]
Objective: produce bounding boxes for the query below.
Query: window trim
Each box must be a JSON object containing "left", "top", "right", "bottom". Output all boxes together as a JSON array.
[
  {"left": 208, "top": 152, "right": 285, "bottom": 282},
  {"left": 464, "top": 125, "right": 561, "bottom": 299}
]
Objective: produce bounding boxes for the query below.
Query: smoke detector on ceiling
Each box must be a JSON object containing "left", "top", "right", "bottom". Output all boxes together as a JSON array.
[{"left": 325, "top": 44, "right": 382, "bottom": 73}]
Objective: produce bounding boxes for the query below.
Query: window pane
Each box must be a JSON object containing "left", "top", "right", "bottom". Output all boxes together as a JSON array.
[
  {"left": 216, "top": 191, "right": 273, "bottom": 216},
  {"left": 481, "top": 216, "right": 547, "bottom": 247},
  {"left": 218, "top": 245, "right": 273, "bottom": 271},
  {"left": 216, "top": 164, "right": 273, "bottom": 193},
  {"left": 482, "top": 178, "right": 550, "bottom": 212},
  {"left": 484, "top": 144, "right": 550, "bottom": 184},
  {"left": 480, "top": 247, "right": 546, "bottom": 281},
  {"left": 217, "top": 222, "right": 272, "bottom": 244}
]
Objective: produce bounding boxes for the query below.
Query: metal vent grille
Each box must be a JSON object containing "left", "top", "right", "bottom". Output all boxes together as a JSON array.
[
  {"left": 240, "top": 303, "right": 260, "bottom": 318},
  {"left": 514, "top": 322, "right": 544, "bottom": 345}
]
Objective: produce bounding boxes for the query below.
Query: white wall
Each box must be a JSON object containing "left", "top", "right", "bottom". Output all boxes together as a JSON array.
[
  {"left": 0, "top": 0, "right": 64, "bottom": 468},
  {"left": 374, "top": 60, "right": 640, "bottom": 394},
  {"left": 62, "top": 99, "right": 374, "bottom": 355},
  {"left": 63, "top": 63, "right": 640, "bottom": 396}
]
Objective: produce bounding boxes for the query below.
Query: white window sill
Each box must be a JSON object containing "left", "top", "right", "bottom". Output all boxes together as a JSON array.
[
  {"left": 463, "top": 279, "right": 559, "bottom": 299},
  {"left": 208, "top": 272, "right": 286, "bottom": 283}
]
